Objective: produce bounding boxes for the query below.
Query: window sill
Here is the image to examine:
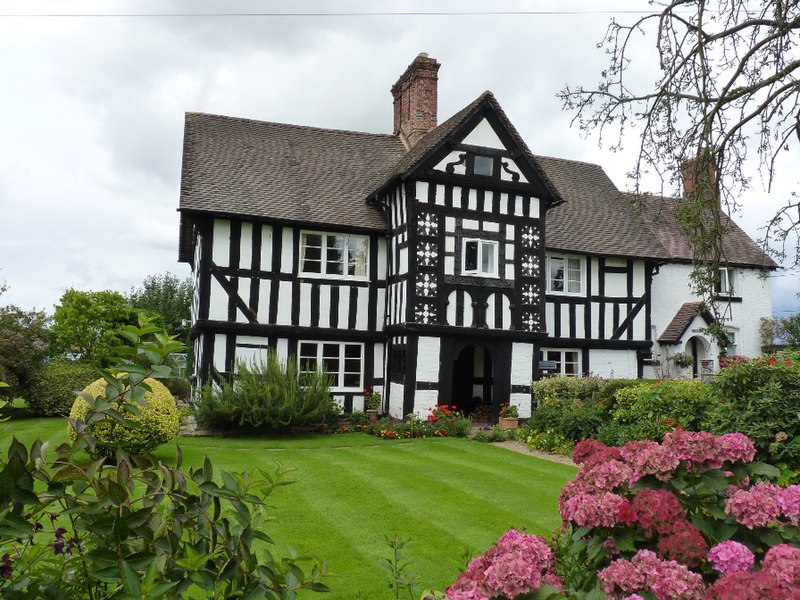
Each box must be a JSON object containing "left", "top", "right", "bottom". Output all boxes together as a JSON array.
[{"left": 299, "top": 272, "right": 370, "bottom": 283}]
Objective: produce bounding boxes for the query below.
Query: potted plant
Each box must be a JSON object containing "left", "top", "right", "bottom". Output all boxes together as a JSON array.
[
  {"left": 498, "top": 403, "right": 519, "bottom": 430},
  {"left": 364, "top": 386, "right": 381, "bottom": 421}
]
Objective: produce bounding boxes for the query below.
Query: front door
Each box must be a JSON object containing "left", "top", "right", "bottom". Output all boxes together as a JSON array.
[{"left": 452, "top": 344, "right": 493, "bottom": 419}]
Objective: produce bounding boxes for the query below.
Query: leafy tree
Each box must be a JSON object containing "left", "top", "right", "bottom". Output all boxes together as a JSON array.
[
  {"left": 126, "top": 272, "right": 192, "bottom": 342},
  {"left": 0, "top": 286, "right": 50, "bottom": 398},
  {"left": 761, "top": 313, "right": 800, "bottom": 349},
  {"left": 51, "top": 289, "right": 133, "bottom": 365},
  {"left": 559, "top": 0, "right": 799, "bottom": 343}
]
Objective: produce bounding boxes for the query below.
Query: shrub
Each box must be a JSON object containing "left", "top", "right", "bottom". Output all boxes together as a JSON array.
[
  {"left": 606, "top": 379, "right": 717, "bottom": 445},
  {"left": 69, "top": 376, "right": 179, "bottom": 456},
  {"left": 703, "top": 352, "right": 800, "bottom": 466},
  {"left": 518, "top": 424, "right": 575, "bottom": 455},
  {"left": 163, "top": 376, "right": 191, "bottom": 401},
  {"left": 473, "top": 426, "right": 514, "bottom": 443},
  {"left": 194, "top": 353, "right": 338, "bottom": 431},
  {"left": 366, "top": 407, "right": 472, "bottom": 440},
  {"left": 26, "top": 358, "right": 98, "bottom": 416},
  {"left": 529, "top": 395, "right": 607, "bottom": 443},
  {"left": 532, "top": 375, "right": 605, "bottom": 408}
]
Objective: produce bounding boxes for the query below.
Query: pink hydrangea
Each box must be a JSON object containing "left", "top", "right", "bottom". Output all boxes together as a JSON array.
[
  {"left": 598, "top": 550, "right": 705, "bottom": 599},
  {"left": 561, "top": 492, "right": 628, "bottom": 528},
  {"left": 580, "top": 459, "right": 635, "bottom": 492},
  {"left": 716, "top": 432, "right": 756, "bottom": 464},
  {"left": 656, "top": 521, "right": 708, "bottom": 567},
  {"left": 776, "top": 485, "right": 800, "bottom": 523},
  {"left": 619, "top": 440, "right": 680, "bottom": 483},
  {"left": 707, "top": 541, "right": 755, "bottom": 574},
  {"left": 662, "top": 430, "right": 723, "bottom": 469},
  {"left": 704, "top": 571, "right": 781, "bottom": 599},
  {"left": 572, "top": 438, "right": 609, "bottom": 464},
  {"left": 725, "top": 482, "right": 782, "bottom": 529},
  {"left": 762, "top": 544, "right": 800, "bottom": 588},
  {"left": 446, "top": 530, "right": 561, "bottom": 600},
  {"left": 631, "top": 488, "right": 686, "bottom": 538}
]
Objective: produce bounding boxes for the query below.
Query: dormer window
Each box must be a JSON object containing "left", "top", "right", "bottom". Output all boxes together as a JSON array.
[
  {"left": 463, "top": 239, "right": 498, "bottom": 277},
  {"left": 473, "top": 155, "right": 494, "bottom": 176}
]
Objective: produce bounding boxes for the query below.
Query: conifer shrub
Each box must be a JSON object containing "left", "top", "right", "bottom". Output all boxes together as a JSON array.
[
  {"left": 194, "top": 353, "right": 338, "bottom": 431},
  {"left": 27, "top": 358, "right": 98, "bottom": 416},
  {"left": 68, "top": 376, "right": 179, "bottom": 456}
]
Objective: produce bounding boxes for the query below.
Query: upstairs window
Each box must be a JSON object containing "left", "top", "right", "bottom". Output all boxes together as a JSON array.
[
  {"left": 540, "top": 349, "right": 581, "bottom": 377},
  {"left": 463, "top": 239, "right": 498, "bottom": 277},
  {"left": 299, "top": 341, "right": 363, "bottom": 391},
  {"left": 300, "top": 232, "right": 368, "bottom": 278},
  {"left": 715, "top": 267, "right": 735, "bottom": 296},
  {"left": 473, "top": 155, "right": 494, "bottom": 176},
  {"left": 547, "top": 255, "right": 583, "bottom": 295}
]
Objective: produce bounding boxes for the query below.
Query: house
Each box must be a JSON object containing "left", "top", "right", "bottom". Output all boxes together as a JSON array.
[{"left": 177, "top": 53, "right": 775, "bottom": 419}]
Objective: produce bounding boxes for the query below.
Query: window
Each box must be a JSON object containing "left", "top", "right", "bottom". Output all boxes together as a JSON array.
[
  {"left": 540, "top": 349, "right": 581, "bottom": 377},
  {"left": 715, "top": 267, "right": 735, "bottom": 295},
  {"left": 723, "top": 330, "right": 737, "bottom": 356},
  {"left": 473, "top": 155, "right": 494, "bottom": 176},
  {"left": 463, "top": 239, "right": 498, "bottom": 276},
  {"left": 300, "top": 232, "right": 368, "bottom": 278},
  {"left": 547, "top": 255, "right": 583, "bottom": 294},
  {"left": 298, "top": 342, "right": 363, "bottom": 390}
]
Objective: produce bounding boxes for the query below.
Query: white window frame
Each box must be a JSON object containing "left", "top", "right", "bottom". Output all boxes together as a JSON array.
[
  {"left": 300, "top": 231, "right": 369, "bottom": 280},
  {"left": 715, "top": 267, "right": 736, "bottom": 296},
  {"left": 298, "top": 341, "right": 364, "bottom": 391},
  {"left": 546, "top": 254, "right": 584, "bottom": 295},
  {"left": 540, "top": 348, "right": 582, "bottom": 377},
  {"left": 723, "top": 329, "right": 738, "bottom": 356},
  {"left": 462, "top": 238, "right": 499, "bottom": 277}
]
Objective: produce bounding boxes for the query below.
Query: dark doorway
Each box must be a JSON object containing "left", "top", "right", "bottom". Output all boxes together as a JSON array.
[{"left": 452, "top": 344, "right": 493, "bottom": 420}]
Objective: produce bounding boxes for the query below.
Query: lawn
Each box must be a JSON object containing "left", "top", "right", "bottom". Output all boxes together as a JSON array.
[{"left": 0, "top": 417, "right": 576, "bottom": 599}]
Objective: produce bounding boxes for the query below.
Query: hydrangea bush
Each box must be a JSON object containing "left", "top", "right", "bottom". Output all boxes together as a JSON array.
[{"left": 443, "top": 431, "right": 800, "bottom": 599}]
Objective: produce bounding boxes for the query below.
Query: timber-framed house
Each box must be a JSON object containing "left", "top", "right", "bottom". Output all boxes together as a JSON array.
[{"left": 178, "top": 53, "right": 774, "bottom": 419}]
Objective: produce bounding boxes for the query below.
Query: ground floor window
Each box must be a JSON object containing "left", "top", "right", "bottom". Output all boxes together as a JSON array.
[
  {"left": 540, "top": 348, "right": 581, "bottom": 376},
  {"left": 299, "top": 341, "right": 363, "bottom": 390}
]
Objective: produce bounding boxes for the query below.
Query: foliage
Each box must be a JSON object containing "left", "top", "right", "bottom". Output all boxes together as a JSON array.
[
  {"left": 68, "top": 376, "right": 179, "bottom": 457},
  {"left": 498, "top": 403, "right": 519, "bottom": 418},
  {"left": 367, "top": 407, "right": 472, "bottom": 440},
  {"left": 364, "top": 385, "right": 382, "bottom": 411},
  {"left": 761, "top": 314, "right": 800, "bottom": 350},
  {"left": 26, "top": 358, "right": 98, "bottom": 417},
  {"left": 529, "top": 395, "right": 608, "bottom": 444},
  {"left": 473, "top": 426, "right": 515, "bottom": 443},
  {"left": 126, "top": 272, "right": 192, "bottom": 343},
  {"left": 194, "top": 353, "right": 338, "bottom": 431},
  {"left": 0, "top": 314, "right": 331, "bottom": 598},
  {"left": 703, "top": 352, "right": 800, "bottom": 467},
  {"left": 519, "top": 426, "right": 575, "bottom": 456},
  {"left": 51, "top": 289, "right": 134, "bottom": 366},
  {"left": 669, "top": 351, "right": 694, "bottom": 369},
  {"left": 532, "top": 375, "right": 605, "bottom": 408},
  {"left": 443, "top": 431, "right": 800, "bottom": 598},
  {"left": 163, "top": 376, "right": 191, "bottom": 401},
  {"left": 380, "top": 536, "right": 420, "bottom": 600},
  {"left": 604, "top": 379, "right": 717, "bottom": 445},
  {"left": 0, "top": 295, "right": 50, "bottom": 400}
]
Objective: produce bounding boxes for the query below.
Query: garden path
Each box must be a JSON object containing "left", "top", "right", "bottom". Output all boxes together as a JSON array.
[{"left": 490, "top": 440, "right": 575, "bottom": 466}]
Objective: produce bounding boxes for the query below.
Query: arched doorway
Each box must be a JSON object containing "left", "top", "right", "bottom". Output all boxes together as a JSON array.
[
  {"left": 685, "top": 335, "right": 710, "bottom": 378},
  {"left": 452, "top": 344, "right": 493, "bottom": 419}
]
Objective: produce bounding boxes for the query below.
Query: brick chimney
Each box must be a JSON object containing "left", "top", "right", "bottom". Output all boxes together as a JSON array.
[
  {"left": 680, "top": 150, "right": 719, "bottom": 208},
  {"left": 391, "top": 53, "right": 440, "bottom": 148}
]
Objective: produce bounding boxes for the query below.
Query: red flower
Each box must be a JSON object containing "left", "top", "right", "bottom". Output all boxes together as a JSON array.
[{"left": 617, "top": 500, "right": 638, "bottom": 525}]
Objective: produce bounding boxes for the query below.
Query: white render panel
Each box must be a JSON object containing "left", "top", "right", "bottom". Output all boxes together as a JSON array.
[
  {"left": 260, "top": 225, "right": 273, "bottom": 271},
  {"left": 280, "top": 228, "right": 293, "bottom": 273},
  {"left": 445, "top": 217, "right": 456, "bottom": 232},
  {"left": 505, "top": 224, "right": 515, "bottom": 239},
  {"left": 412, "top": 390, "right": 439, "bottom": 420},
  {"left": 500, "top": 159, "right": 529, "bottom": 183},
  {"left": 434, "top": 151, "right": 467, "bottom": 174},
  {"left": 318, "top": 285, "right": 331, "bottom": 328},
  {"left": 467, "top": 191, "right": 477, "bottom": 211},
  {"left": 510, "top": 393, "right": 532, "bottom": 418},
  {"left": 373, "top": 343, "right": 385, "bottom": 378},
  {"left": 511, "top": 342, "right": 534, "bottom": 386},
  {"left": 514, "top": 199, "right": 524, "bottom": 216},
  {"left": 461, "top": 118, "right": 505, "bottom": 148},
  {"left": 416, "top": 181, "right": 429, "bottom": 202},
  {"left": 606, "top": 272, "right": 627, "bottom": 297},
  {"left": 377, "top": 238, "right": 388, "bottom": 280},
  {"left": 506, "top": 243, "right": 514, "bottom": 260},
  {"left": 632, "top": 261, "right": 645, "bottom": 296},
  {"left": 589, "top": 349, "right": 639, "bottom": 379},
  {"left": 504, "top": 264, "right": 514, "bottom": 279},
  {"left": 275, "top": 338, "right": 289, "bottom": 363},
  {"left": 446, "top": 292, "right": 457, "bottom": 326},
  {"left": 417, "top": 337, "right": 441, "bottom": 381},
  {"left": 484, "top": 221, "right": 500, "bottom": 233},
  {"left": 574, "top": 305, "right": 585, "bottom": 338},
  {"left": 560, "top": 305, "right": 571, "bottom": 337},
  {"left": 453, "top": 186, "right": 462, "bottom": 209},
  {"left": 590, "top": 260, "right": 600, "bottom": 296},
  {"left": 212, "top": 219, "right": 231, "bottom": 267},
  {"left": 499, "top": 194, "right": 508, "bottom": 214},
  {"left": 213, "top": 333, "right": 227, "bottom": 371},
  {"left": 436, "top": 184, "right": 446, "bottom": 206},
  {"left": 444, "top": 256, "right": 455, "bottom": 275},
  {"left": 209, "top": 278, "right": 228, "bottom": 321},
  {"left": 276, "top": 281, "right": 292, "bottom": 325},
  {"left": 338, "top": 286, "right": 351, "bottom": 329},
  {"left": 463, "top": 219, "right": 479, "bottom": 230},
  {"left": 298, "top": 282, "right": 312, "bottom": 326},
  {"left": 389, "top": 382, "right": 405, "bottom": 418},
  {"left": 356, "top": 287, "right": 369, "bottom": 329},
  {"left": 545, "top": 303, "right": 555, "bottom": 335},
  {"left": 376, "top": 288, "right": 386, "bottom": 330},
  {"left": 445, "top": 236, "right": 455, "bottom": 252},
  {"left": 239, "top": 222, "right": 253, "bottom": 269},
  {"left": 529, "top": 198, "right": 540, "bottom": 219},
  {"left": 399, "top": 247, "right": 408, "bottom": 274}
]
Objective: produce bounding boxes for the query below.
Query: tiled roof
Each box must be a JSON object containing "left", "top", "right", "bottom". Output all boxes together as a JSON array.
[
  {"left": 658, "top": 302, "right": 713, "bottom": 344},
  {"left": 633, "top": 194, "right": 778, "bottom": 269},
  {"left": 537, "top": 156, "right": 672, "bottom": 259},
  {"left": 179, "top": 113, "right": 406, "bottom": 230}
]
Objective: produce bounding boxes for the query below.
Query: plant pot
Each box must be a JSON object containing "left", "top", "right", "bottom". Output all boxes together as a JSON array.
[
  {"left": 366, "top": 408, "right": 379, "bottom": 423},
  {"left": 498, "top": 417, "right": 519, "bottom": 430}
]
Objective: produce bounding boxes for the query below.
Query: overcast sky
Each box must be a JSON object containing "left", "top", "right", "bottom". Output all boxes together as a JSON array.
[{"left": 1, "top": 0, "right": 797, "bottom": 316}]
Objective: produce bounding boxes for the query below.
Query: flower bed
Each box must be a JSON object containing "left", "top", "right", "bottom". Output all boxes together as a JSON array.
[
  {"left": 444, "top": 430, "right": 800, "bottom": 599},
  {"left": 359, "top": 405, "right": 472, "bottom": 439}
]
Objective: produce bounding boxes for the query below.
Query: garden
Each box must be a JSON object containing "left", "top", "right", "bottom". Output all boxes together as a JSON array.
[{"left": 1, "top": 309, "right": 800, "bottom": 598}]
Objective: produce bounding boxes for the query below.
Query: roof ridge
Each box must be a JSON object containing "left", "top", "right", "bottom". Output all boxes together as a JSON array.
[{"left": 185, "top": 111, "right": 400, "bottom": 140}]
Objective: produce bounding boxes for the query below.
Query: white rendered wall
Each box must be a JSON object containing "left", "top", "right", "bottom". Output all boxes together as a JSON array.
[
  {"left": 388, "top": 382, "right": 405, "bottom": 418},
  {"left": 589, "top": 349, "right": 639, "bottom": 379},
  {"left": 417, "top": 337, "right": 441, "bottom": 381},
  {"left": 412, "top": 390, "right": 439, "bottom": 420},
  {"left": 651, "top": 264, "right": 771, "bottom": 359}
]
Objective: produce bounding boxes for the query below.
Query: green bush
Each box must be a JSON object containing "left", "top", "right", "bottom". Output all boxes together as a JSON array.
[
  {"left": 703, "top": 352, "right": 800, "bottom": 464},
  {"left": 194, "top": 353, "right": 338, "bottom": 431},
  {"left": 595, "top": 378, "right": 657, "bottom": 413},
  {"left": 473, "top": 426, "right": 514, "bottom": 443},
  {"left": 606, "top": 379, "right": 717, "bottom": 445},
  {"left": 517, "top": 424, "right": 574, "bottom": 454},
  {"left": 163, "top": 376, "right": 191, "bottom": 401},
  {"left": 532, "top": 375, "right": 605, "bottom": 408},
  {"left": 27, "top": 358, "right": 98, "bottom": 416},
  {"left": 69, "top": 376, "right": 179, "bottom": 456}
]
